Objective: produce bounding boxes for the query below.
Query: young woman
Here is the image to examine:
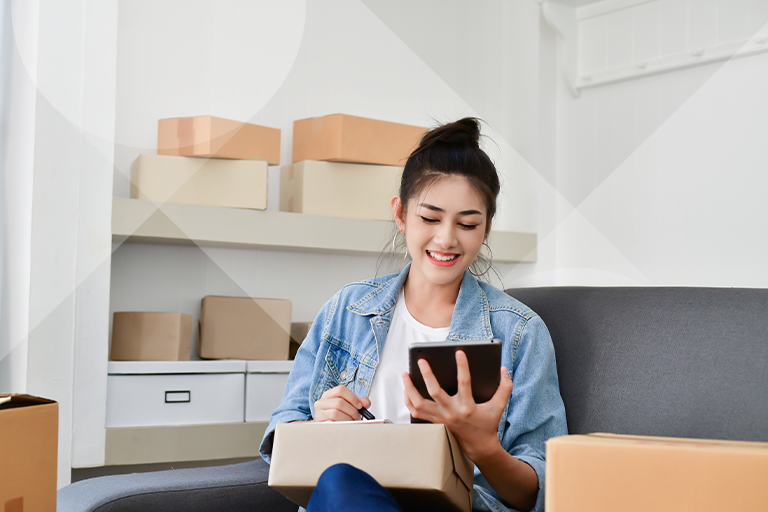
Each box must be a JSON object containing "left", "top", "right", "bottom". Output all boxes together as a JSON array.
[{"left": 259, "top": 118, "right": 567, "bottom": 512}]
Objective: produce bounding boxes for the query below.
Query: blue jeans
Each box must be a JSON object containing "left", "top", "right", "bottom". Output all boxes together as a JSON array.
[{"left": 307, "top": 463, "right": 403, "bottom": 512}]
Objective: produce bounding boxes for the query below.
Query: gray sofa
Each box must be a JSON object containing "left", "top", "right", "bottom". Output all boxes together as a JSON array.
[{"left": 58, "top": 287, "right": 768, "bottom": 511}]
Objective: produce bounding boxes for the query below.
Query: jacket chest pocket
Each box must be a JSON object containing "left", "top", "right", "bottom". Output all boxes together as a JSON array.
[{"left": 313, "top": 345, "right": 361, "bottom": 400}]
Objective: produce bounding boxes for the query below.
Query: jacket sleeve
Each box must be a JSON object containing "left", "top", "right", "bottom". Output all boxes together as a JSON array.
[
  {"left": 258, "top": 291, "right": 340, "bottom": 464},
  {"left": 482, "top": 314, "right": 568, "bottom": 512}
]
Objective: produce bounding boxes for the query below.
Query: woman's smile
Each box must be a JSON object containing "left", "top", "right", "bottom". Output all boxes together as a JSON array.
[{"left": 426, "top": 250, "right": 460, "bottom": 266}]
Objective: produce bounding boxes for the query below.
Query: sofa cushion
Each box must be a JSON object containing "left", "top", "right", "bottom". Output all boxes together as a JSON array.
[{"left": 506, "top": 287, "right": 768, "bottom": 442}]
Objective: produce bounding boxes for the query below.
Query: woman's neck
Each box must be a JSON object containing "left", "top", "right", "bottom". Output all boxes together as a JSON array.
[{"left": 402, "top": 269, "right": 463, "bottom": 329}]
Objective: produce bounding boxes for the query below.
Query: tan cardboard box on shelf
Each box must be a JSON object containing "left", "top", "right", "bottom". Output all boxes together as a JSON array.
[
  {"left": 280, "top": 160, "right": 401, "bottom": 221},
  {"left": 546, "top": 433, "right": 768, "bottom": 512},
  {"left": 289, "top": 321, "right": 313, "bottom": 359},
  {"left": 200, "top": 296, "right": 291, "bottom": 360},
  {"left": 269, "top": 422, "right": 473, "bottom": 512},
  {"left": 0, "top": 394, "right": 58, "bottom": 512},
  {"left": 131, "top": 154, "right": 268, "bottom": 210},
  {"left": 158, "top": 115, "right": 280, "bottom": 164},
  {"left": 111, "top": 312, "right": 192, "bottom": 361},
  {"left": 292, "top": 114, "right": 426, "bottom": 166}
]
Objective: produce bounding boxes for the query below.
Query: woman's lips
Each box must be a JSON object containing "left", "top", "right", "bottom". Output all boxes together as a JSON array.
[{"left": 426, "top": 250, "right": 460, "bottom": 267}]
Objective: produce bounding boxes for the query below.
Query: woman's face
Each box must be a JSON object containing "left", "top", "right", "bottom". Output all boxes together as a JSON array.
[{"left": 393, "top": 175, "right": 489, "bottom": 289}]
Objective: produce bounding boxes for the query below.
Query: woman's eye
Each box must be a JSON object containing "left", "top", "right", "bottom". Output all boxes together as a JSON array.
[
  {"left": 420, "top": 216, "right": 438, "bottom": 224},
  {"left": 459, "top": 224, "right": 479, "bottom": 230}
]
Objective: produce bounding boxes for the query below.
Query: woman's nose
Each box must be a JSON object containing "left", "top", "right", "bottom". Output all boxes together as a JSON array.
[{"left": 434, "top": 223, "right": 458, "bottom": 249}]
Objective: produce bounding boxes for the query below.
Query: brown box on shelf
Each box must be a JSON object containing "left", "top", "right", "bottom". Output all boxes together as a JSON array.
[
  {"left": 280, "top": 160, "right": 401, "bottom": 221},
  {"left": 546, "top": 433, "right": 768, "bottom": 512},
  {"left": 200, "top": 296, "right": 291, "bottom": 360},
  {"left": 289, "top": 321, "right": 313, "bottom": 359},
  {"left": 111, "top": 312, "right": 192, "bottom": 361},
  {"left": 158, "top": 116, "right": 280, "bottom": 164},
  {"left": 131, "top": 154, "right": 268, "bottom": 210},
  {"left": 0, "top": 394, "right": 58, "bottom": 512},
  {"left": 269, "top": 422, "right": 473, "bottom": 511},
  {"left": 292, "top": 114, "right": 426, "bottom": 166}
]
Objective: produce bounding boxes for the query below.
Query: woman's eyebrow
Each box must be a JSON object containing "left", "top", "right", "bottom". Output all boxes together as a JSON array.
[{"left": 418, "top": 203, "right": 483, "bottom": 216}]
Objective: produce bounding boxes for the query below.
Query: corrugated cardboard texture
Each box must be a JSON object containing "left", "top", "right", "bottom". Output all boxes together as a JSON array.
[
  {"left": 280, "top": 160, "right": 401, "bottom": 221},
  {"left": 158, "top": 116, "right": 280, "bottom": 164},
  {"left": 0, "top": 395, "right": 58, "bottom": 512},
  {"left": 131, "top": 154, "right": 268, "bottom": 210},
  {"left": 111, "top": 312, "right": 192, "bottom": 361},
  {"left": 289, "top": 321, "right": 313, "bottom": 359},
  {"left": 546, "top": 433, "right": 768, "bottom": 512},
  {"left": 269, "top": 422, "right": 473, "bottom": 512},
  {"left": 292, "top": 114, "right": 426, "bottom": 166},
  {"left": 200, "top": 296, "right": 291, "bottom": 360}
]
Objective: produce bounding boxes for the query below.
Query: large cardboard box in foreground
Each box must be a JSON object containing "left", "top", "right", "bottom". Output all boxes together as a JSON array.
[
  {"left": 158, "top": 116, "right": 280, "bottom": 163},
  {"left": 199, "top": 296, "right": 291, "bottom": 360},
  {"left": 0, "top": 394, "right": 58, "bottom": 512},
  {"left": 111, "top": 312, "right": 192, "bottom": 361},
  {"left": 546, "top": 433, "right": 768, "bottom": 512},
  {"left": 280, "top": 160, "right": 402, "bottom": 221},
  {"left": 131, "top": 154, "right": 268, "bottom": 210},
  {"left": 269, "top": 422, "right": 473, "bottom": 512},
  {"left": 292, "top": 114, "right": 426, "bottom": 166}
]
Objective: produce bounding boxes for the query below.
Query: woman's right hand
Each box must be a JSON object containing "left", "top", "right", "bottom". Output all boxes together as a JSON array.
[{"left": 313, "top": 385, "right": 371, "bottom": 422}]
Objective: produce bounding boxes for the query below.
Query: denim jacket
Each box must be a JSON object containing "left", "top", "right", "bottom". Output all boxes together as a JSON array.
[{"left": 260, "top": 264, "right": 567, "bottom": 512}]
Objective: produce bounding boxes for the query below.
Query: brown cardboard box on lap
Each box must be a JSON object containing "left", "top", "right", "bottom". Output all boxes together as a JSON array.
[
  {"left": 546, "top": 433, "right": 768, "bottom": 512},
  {"left": 111, "top": 312, "right": 192, "bottom": 361},
  {"left": 292, "top": 114, "right": 426, "bottom": 166},
  {"left": 0, "top": 394, "right": 58, "bottom": 512},
  {"left": 269, "top": 422, "right": 474, "bottom": 512},
  {"left": 199, "top": 296, "right": 291, "bottom": 360},
  {"left": 158, "top": 116, "right": 281, "bottom": 164}
]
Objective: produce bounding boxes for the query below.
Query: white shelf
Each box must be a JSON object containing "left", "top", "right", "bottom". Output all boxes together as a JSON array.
[
  {"left": 107, "top": 360, "right": 248, "bottom": 375},
  {"left": 112, "top": 198, "right": 537, "bottom": 263}
]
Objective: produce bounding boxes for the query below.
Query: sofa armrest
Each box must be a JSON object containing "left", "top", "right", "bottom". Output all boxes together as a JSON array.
[{"left": 57, "top": 458, "right": 298, "bottom": 512}]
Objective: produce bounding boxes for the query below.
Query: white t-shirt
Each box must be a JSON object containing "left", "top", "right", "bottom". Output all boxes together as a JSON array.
[{"left": 367, "top": 289, "right": 450, "bottom": 424}]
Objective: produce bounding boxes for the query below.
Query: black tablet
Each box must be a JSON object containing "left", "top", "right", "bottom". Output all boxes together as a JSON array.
[{"left": 408, "top": 339, "right": 502, "bottom": 423}]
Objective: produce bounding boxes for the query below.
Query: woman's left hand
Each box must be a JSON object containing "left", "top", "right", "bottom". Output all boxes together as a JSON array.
[{"left": 402, "top": 350, "right": 514, "bottom": 463}]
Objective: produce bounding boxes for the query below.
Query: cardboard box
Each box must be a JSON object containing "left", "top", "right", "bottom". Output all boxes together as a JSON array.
[
  {"left": 269, "top": 422, "right": 473, "bottom": 512},
  {"left": 199, "top": 296, "right": 291, "bottom": 360},
  {"left": 158, "top": 116, "right": 280, "bottom": 164},
  {"left": 131, "top": 154, "right": 268, "bottom": 210},
  {"left": 0, "top": 394, "right": 58, "bottom": 512},
  {"left": 292, "top": 114, "right": 426, "bottom": 166},
  {"left": 280, "top": 160, "right": 401, "bottom": 221},
  {"left": 289, "top": 321, "right": 313, "bottom": 359},
  {"left": 546, "top": 433, "right": 768, "bottom": 512},
  {"left": 111, "top": 312, "right": 192, "bottom": 361}
]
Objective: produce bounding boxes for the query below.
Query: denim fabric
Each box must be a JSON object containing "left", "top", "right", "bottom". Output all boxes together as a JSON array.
[
  {"left": 307, "top": 464, "right": 402, "bottom": 512},
  {"left": 260, "top": 264, "right": 567, "bottom": 512}
]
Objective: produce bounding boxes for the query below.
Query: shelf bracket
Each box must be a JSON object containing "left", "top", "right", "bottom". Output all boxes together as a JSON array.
[{"left": 539, "top": 0, "right": 580, "bottom": 98}]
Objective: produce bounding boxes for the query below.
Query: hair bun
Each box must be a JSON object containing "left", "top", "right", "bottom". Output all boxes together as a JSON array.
[{"left": 413, "top": 117, "right": 481, "bottom": 155}]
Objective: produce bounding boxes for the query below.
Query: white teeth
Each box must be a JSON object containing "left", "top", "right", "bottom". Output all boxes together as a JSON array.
[{"left": 427, "top": 250, "right": 458, "bottom": 262}]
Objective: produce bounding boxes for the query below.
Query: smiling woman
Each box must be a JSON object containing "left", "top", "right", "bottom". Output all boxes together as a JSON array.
[{"left": 259, "top": 118, "right": 567, "bottom": 512}]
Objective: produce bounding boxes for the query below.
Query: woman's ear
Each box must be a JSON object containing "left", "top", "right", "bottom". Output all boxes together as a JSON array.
[{"left": 391, "top": 196, "right": 405, "bottom": 232}]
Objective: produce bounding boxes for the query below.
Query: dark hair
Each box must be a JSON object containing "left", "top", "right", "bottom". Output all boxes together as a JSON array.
[{"left": 399, "top": 117, "right": 500, "bottom": 232}]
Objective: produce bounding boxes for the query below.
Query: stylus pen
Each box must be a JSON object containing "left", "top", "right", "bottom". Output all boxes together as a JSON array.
[{"left": 329, "top": 379, "right": 376, "bottom": 421}]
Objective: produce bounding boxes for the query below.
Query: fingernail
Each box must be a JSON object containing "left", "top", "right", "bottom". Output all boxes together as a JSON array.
[{"left": 357, "top": 402, "right": 362, "bottom": 409}]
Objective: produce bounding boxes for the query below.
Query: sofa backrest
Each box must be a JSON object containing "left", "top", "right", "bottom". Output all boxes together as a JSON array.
[{"left": 505, "top": 287, "right": 768, "bottom": 443}]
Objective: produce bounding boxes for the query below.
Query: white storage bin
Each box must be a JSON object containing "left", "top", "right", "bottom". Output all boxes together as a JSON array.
[
  {"left": 106, "top": 360, "right": 246, "bottom": 428},
  {"left": 245, "top": 361, "right": 294, "bottom": 422}
]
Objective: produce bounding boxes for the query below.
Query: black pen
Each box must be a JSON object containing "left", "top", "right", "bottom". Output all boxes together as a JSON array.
[{"left": 329, "top": 379, "right": 376, "bottom": 421}]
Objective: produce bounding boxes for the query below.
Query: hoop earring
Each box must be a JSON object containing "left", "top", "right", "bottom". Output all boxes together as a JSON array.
[
  {"left": 469, "top": 242, "right": 493, "bottom": 277},
  {"left": 392, "top": 232, "right": 409, "bottom": 264}
]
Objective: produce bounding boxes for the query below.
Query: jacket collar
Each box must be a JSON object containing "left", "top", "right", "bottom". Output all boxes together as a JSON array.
[{"left": 347, "top": 263, "right": 494, "bottom": 341}]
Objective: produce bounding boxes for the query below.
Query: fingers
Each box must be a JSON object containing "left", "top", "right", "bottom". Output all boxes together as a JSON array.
[
  {"left": 315, "top": 385, "right": 364, "bottom": 422},
  {"left": 402, "top": 372, "right": 438, "bottom": 422},
  {"left": 360, "top": 397, "right": 371, "bottom": 409},
  {"left": 488, "top": 366, "right": 514, "bottom": 410},
  {"left": 455, "top": 350, "right": 472, "bottom": 398},
  {"left": 323, "top": 385, "right": 364, "bottom": 409},
  {"left": 417, "top": 358, "right": 450, "bottom": 405}
]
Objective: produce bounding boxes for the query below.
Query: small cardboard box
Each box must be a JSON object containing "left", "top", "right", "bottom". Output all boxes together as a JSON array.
[
  {"left": 269, "top": 422, "right": 474, "bottom": 512},
  {"left": 280, "top": 160, "right": 401, "bottom": 221},
  {"left": 111, "top": 312, "right": 192, "bottom": 361},
  {"left": 288, "top": 321, "right": 313, "bottom": 359},
  {"left": 546, "top": 433, "right": 768, "bottom": 512},
  {"left": 158, "top": 116, "right": 280, "bottom": 163},
  {"left": 0, "top": 394, "right": 58, "bottom": 512},
  {"left": 199, "top": 296, "right": 291, "bottom": 360},
  {"left": 292, "top": 114, "right": 426, "bottom": 166},
  {"left": 131, "top": 154, "right": 268, "bottom": 210}
]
